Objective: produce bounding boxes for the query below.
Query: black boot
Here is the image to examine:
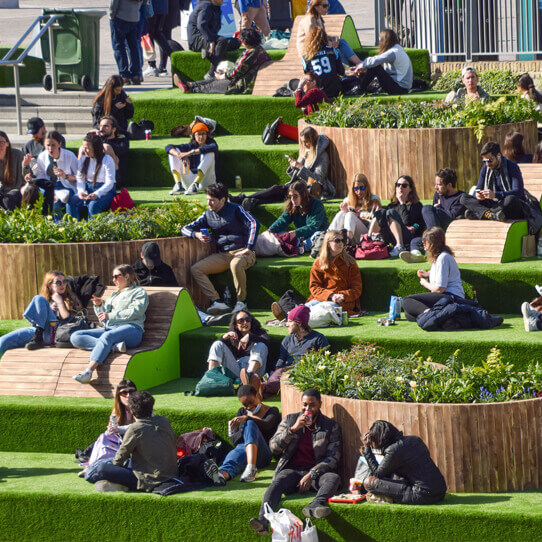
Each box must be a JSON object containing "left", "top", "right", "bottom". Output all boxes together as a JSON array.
[{"left": 26, "top": 327, "right": 44, "bottom": 350}]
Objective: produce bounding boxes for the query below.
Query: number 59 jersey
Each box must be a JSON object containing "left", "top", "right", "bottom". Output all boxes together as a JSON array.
[{"left": 302, "top": 45, "right": 345, "bottom": 99}]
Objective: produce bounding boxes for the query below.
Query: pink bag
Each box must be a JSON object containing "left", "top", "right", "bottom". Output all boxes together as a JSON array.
[{"left": 355, "top": 234, "right": 389, "bottom": 260}]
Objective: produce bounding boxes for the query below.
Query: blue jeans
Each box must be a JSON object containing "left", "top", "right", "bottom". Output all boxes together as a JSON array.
[
  {"left": 337, "top": 38, "right": 356, "bottom": 64},
  {"left": 421, "top": 205, "right": 453, "bottom": 231},
  {"left": 219, "top": 420, "right": 273, "bottom": 479},
  {"left": 70, "top": 323, "right": 143, "bottom": 365},
  {"left": 110, "top": 18, "right": 141, "bottom": 79},
  {"left": 0, "top": 295, "right": 55, "bottom": 357},
  {"left": 66, "top": 186, "right": 116, "bottom": 220},
  {"left": 85, "top": 459, "right": 138, "bottom": 490}
]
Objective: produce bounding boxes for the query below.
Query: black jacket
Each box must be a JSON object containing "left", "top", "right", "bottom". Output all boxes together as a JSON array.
[
  {"left": 66, "top": 275, "right": 105, "bottom": 308},
  {"left": 386, "top": 200, "right": 424, "bottom": 229},
  {"left": 133, "top": 259, "right": 179, "bottom": 287},
  {"left": 91, "top": 90, "right": 134, "bottom": 132},
  {"left": 188, "top": 0, "right": 221, "bottom": 48},
  {"left": 364, "top": 435, "right": 447, "bottom": 496}
]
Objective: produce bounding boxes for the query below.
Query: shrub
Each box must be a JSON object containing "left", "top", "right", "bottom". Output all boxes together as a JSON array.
[
  {"left": 432, "top": 69, "right": 521, "bottom": 95},
  {"left": 288, "top": 342, "right": 542, "bottom": 404},
  {"left": 0, "top": 199, "right": 205, "bottom": 244}
]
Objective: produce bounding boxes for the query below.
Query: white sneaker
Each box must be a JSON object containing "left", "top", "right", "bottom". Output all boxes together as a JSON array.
[
  {"left": 399, "top": 249, "right": 426, "bottom": 263},
  {"left": 169, "top": 182, "right": 184, "bottom": 196},
  {"left": 185, "top": 182, "right": 200, "bottom": 195},
  {"left": 240, "top": 464, "right": 258, "bottom": 483},
  {"left": 55, "top": 189, "right": 71, "bottom": 204},
  {"left": 157, "top": 69, "right": 169, "bottom": 77},
  {"left": 94, "top": 480, "right": 128, "bottom": 492},
  {"left": 388, "top": 245, "right": 405, "bottom": 258},
  {"left": 536, "top": 284, "right": 542, "bottom": 296},
  {"left": 521, "top": 302, "right": 539, "bottom": 332},
  {"left": 207, "top": 300, "right": 231, "bottom": 315},
  {"left": 114, "top": 342, "right": 126, "bottom": 353},
  {"left": 143, "top": 65, "right": 159, "bottom": 77},
  {"left": 233, "top": 301, "right": 248, "bottom": 312},
  {"left": 73, "top": 369, "right": 92, "bottom": 384}
]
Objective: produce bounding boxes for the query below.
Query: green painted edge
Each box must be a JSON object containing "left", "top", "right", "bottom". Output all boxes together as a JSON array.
[
  {"left": 501, "top": 221, "right": 528, "bottom": 263},
  {"left": 340, "top": 15, "right": 362, "bottom": 50},
  {"left": 124, "top": 289, "right": 202, "bottom": 388}
]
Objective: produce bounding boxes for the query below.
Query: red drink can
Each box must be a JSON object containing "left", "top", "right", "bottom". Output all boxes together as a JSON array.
[{"left": 304, "top": 409, "right": 312, "bottom": 424}]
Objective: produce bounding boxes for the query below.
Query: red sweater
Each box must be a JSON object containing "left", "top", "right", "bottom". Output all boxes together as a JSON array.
[{"left": 294, "top": 88, "right": 330, "bottom": 115}]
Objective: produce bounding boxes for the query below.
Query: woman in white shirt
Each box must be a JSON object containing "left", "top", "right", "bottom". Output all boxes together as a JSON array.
[
  {"left": 353, "top": 28, "right": 413, "bottom": 94},
  {"left": 402, "top": 227, "right": 464, "bottom": 321},
  {"left": 66, "top": 133, "right": 116, "bottom": 220},
  {"left": 33, "top": 130, "right": 78, "bottom": 217}
]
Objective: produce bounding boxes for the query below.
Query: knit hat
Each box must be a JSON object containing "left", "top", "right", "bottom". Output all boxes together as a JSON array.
[
  {"left": 192, "top": 122, "right": 209, "bottom": 134},
  {"left": 287, "top": 305, "right": 310, "bottom": 325}
]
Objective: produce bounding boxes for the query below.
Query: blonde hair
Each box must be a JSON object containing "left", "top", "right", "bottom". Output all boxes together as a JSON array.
[
  {"left": 303, "top": 26, "right": 328, "bottom": 61},
  {"left": 318, "top": 230, "right": 355, "bottom": 271},
  {"left": 348, "top": 173, "right": 374, "bottom": 209},
  {"left": 113, "top": 264, "right": 140, "bottom": 287},
  {"left": 299, "top": 125, "right": 318, "bottom": 167}
]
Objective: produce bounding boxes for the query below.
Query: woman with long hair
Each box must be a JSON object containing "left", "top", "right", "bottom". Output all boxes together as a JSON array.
[
  {"left": 402, "top": 227, "right": 465, "bottom": 321},
  {"left": 206, "top": 310, "right": 269, "bottom": 390},
  {"left": 165, "top": 121, "right": 218, "bottom": 196},
  {"left": 502, "top": 131, "right": 533, "bottom": 164},
  {"left": 71, "top": 265, "right": 149, "bottom": 384},
  {"left": 353, "top": 28, "right": 413, "bottom": 94},
  {"left": 518, "top": 73, "right": 542, "bottom": 111},
  {"left": 216, "top": 384, "right": 280, "bottom": 484},
  {"left": 368, "top": 175, "right": 424, "bottom": 257},
  {"left": 0, "top": 270, "right": 81, "bottom": 356},
  {"left": 329, "top": 173, "right": 382, "bottom": 244},
  {"left": 66, "top": 133, "right": 116, "bottom": 220},
  {"left": 296, "top": 0, "right": 361, "bottom": 65},
  {"left": 306, "top": 229, "right": 363, "bottom": 314},
  {"left": 268, "top": 181, "right": 329, "bottom": 249},
  {"left": 0, "top": 130, "right": 25, "bottom": 211},
  {"left": 361, "top": 420, "right": 447, "bottom": 504},
  {"left": 91, "top": 75, "right": 134, "bottom": 132}
]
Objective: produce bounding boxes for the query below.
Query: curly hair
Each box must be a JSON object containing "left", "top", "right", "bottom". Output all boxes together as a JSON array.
[
  {"left": 228, "top": 310, "right": 263, "bottom": 338},
  {"left": 368, "top": 420, "right": 403, "bottom": 450}
]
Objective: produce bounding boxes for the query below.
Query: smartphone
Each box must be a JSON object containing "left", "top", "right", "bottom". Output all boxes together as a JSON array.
[{"left": 200, "top": 228, "right": 210, "bottom": 238}]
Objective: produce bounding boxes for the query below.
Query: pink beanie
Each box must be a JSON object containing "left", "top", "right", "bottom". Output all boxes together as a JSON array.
[{"left": 287, "top": 305, "right": 310, "bottom": 325}]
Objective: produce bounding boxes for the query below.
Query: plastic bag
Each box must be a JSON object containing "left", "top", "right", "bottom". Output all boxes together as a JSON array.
[
  {"left": 263, "top": 503, "right": 303, "bottom": 542},
  {"left": 308, "top": 302, "right": 343, "bottom": 328},
  {"left": 301, "top": 519, "right": 319, "bottom": 542},
  {"left": 389, "top": 296, "right": 402, "bottom": 320}
]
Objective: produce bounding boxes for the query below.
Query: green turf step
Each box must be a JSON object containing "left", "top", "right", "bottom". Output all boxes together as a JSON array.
[
  {"left": 180, "top": 311, "right": 541, "bottom": 378},
  {"left": 1, "top": 450, "right": 540, "bottom": 542}
]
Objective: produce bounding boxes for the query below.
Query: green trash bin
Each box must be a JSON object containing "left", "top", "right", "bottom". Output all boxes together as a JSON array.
[{"left": 40, "top": 8, "right": 106, "bottom": 91}]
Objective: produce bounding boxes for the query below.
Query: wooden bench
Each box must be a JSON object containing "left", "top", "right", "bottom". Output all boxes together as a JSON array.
[
  {"left": 0, "top": 287, "right": 202, "bottom": 398},
  {"left": 252, "top": 14, "right": 361, "bottom": 96},
  {"left": 446, "top": 163, "right": 542, "bottom": 264}
]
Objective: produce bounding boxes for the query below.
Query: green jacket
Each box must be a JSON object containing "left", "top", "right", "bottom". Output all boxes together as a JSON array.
[
  {"left": 269, "top": 198, "right": 329, "bottom": 240},
  {"left": 97, "top": 285, "right": 149, "bottom": 331}
]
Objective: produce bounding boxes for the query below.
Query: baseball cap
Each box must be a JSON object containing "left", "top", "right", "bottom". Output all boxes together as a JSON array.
[
  {"left": 27, "top": 117, "right": 45, "bottom": 135},
  {"left": 141, "top": 242, "right": 161, "bottom": 267},
  {"left": 461, "top": 66, "right": 477, "bottom": 77}
]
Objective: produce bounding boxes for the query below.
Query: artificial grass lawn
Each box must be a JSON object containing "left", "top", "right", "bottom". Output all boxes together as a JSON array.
[
  {"left": 0, "top": 48, "right": 45, "bottom": 87},
  {"left": 1, "top": 450, "right": 541, "bottom": 542}
]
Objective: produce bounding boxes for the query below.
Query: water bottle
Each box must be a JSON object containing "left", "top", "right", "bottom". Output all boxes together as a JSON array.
[
  {"left": 224, "top": 286, "right": 232, "bottom": 306},
  {"left": 234, "top": 175, "right": 242, "bottom": 189},
  {"left": 473, "top": 290, "right": 478, "bottom": 304},
  {"left": 537, "top": 237, "right": 542, "bottom": 258}
]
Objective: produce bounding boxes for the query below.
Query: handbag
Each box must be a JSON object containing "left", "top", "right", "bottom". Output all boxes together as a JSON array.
[
  {"left": 193, "top": 367, "right": 236, "bottom": 397},
  {"left": 263, "top": 503, "right": 303, "bottom": 542},
  {"left": 55, "top": 313, "right": 90, "bottom": 347},
  {"left": 301, "top": 519, "right": 319, "bottom": 542},
  {"left": 355, "top": 234, "right": 389, "bottom": 260}
]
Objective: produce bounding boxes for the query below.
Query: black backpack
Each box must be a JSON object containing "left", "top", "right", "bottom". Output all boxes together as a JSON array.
[{"left": 126, "top": 119, "right": 154, "bottom": 140}]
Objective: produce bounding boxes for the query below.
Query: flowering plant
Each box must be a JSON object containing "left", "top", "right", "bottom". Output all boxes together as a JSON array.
[{"left": 288, "top": 342, "right": 542, "bottom": 404}]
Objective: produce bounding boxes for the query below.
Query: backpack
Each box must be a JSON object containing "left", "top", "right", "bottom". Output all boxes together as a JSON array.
[
  {"left": 355, "top": 234, "right": 389, "bottom": 260},
  {"left": 126, "top": 118, "right": 154, "bottom": 140},
  {"left": 193, "top": 366, "right": 236, "bottom": 397}
]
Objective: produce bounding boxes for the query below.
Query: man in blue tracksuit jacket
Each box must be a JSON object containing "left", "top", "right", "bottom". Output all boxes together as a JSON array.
[{"left": 182, "top": 182, "right": 259, "bottom": 314}]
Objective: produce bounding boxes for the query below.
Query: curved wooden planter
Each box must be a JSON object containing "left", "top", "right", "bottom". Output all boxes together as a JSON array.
[
  {"left": 0, "top": 237, "right": 213, "bottom": 320},
  {"left": 299, "top": 119, "right": 538, "bottom": 199},
  {"left": 281, "top": 380, "right": 542, "bottom": 493}
]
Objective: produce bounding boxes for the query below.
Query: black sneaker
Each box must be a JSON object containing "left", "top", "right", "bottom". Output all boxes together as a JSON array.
[
  {"left": 26, "top": 327, "right": 44, "bottom": 350},
  {"left": 249, "top": 517, "right": 269, "bottom": 535}
]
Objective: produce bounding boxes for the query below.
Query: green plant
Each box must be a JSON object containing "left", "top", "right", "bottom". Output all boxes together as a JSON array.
[
  {"left": 0, "top": 199, "right": 205, "bottom": 244},
  {"left": 288, "top": 342, "right": 542, "bottom": 404},
  {"left": 432, "top": 69, "right": 520, "bottom": 95}
]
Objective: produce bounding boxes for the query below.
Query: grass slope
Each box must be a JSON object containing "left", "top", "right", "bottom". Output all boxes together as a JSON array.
[
  {"left": 0, "top": 451, "right": 540, "bottom": 542},
  {"left": 0, "top": 48, "right": 45, "bottom": 87}
]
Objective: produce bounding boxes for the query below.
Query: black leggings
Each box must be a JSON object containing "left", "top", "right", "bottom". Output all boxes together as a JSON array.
[
  {"left": 369, "top": 477, "right": 445, "bottom": 505},
  {"left": 146, "top": 13, "right": 172, "bottom": 71},
  {"left": 249, "top": 184, "right": 288, "bottom": 205},
  {"left": 402, "top": 292, "right": 447, "bottom": 322},
  {"left": 357, "top": 64, "right": 409, "bottom": 95}
]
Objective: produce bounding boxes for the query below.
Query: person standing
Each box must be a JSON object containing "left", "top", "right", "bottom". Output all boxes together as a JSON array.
[{"left": 238, "top": 0, "right": 270, "bottom": 37}]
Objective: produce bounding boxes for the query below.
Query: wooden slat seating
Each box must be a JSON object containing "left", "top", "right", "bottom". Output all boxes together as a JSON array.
[
  {"left": 446, "top": 163, "right": 542, "bottom": 264},
  {"left": 0, "top": 287, "right": 202, "bottom": 398},
  {"left": 252, "top": 14, "right": 361, "bottom": 96}
]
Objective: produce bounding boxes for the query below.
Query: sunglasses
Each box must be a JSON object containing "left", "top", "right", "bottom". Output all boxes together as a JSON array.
[
  {"left": 236, "top": 317, "right": 251, "bottom": 324},
  {"left": 353, "top": 186, "right": 366, "bottom": 192},
  {"left": 331, "top": 238, "right": 345, "bottom": 244},
  {"left": 50, "top": 279, "right": 66, "bottom": 286},
  {"left": 396, "top": 182, "right": 410, "bottom": 188},
  {"left": 112, "top": 274, "right": 123, "bottom": 280},
  {"left": 119, "top": 388, "right": 136, "bottom": 397},
  {"left": 482, "top": 158, "right": 495, "bottom": 163}
]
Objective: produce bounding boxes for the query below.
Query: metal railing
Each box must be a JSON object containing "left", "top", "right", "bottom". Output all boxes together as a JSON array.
[
  {"left": 0, "top": 14, "right": 62, "bottom": 135},
  {"left": 375, "top": 0, "right": 542, "bottom": 62}
]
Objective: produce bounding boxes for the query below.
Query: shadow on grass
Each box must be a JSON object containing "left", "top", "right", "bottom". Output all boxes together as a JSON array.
[
  {"left": 0, "top": 466, "right": 77, "bottom": 482},
  {"left": 324, "top": 510, "right": 377, "bottom": 542},
  {"left": 443, "top": 494, "right": 513, "bottom": 505}
]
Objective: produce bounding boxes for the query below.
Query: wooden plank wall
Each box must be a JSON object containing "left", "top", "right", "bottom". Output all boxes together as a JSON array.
[
  {"left": 300, "top": 120, "right": 538, "bottom": 199},
  {"left": 281, "top": 382, "right": 542, "bottom": 493},
  {"left": 0, "top": 237, "right": 213, "bottom": 320}
]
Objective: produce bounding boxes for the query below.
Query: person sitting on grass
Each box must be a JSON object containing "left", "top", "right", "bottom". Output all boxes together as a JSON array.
[
  {"left": 165, "top": 121, "right": 218, "bottom": 196},
  {"left": 0, "top": 130, "right": 25, "bottom": 211},
  {"left": 262, "top": 305, "right": 329, "bottom": 397},
  {"left": 0, "top": 270, "right": 81, "bottom": 357},
  {"left": 173, "top": 28, "right": 270, "bottom": 95},
  {"left": 91, "top": 75, "right": 134, "bottom": 133},
  {"left": 181, "top": 183, "right": 259, "bottom": 315},
  {"left": 402, "top": 227, "right": 464, "bottom": 322},
  {"left": 445, "top": 66, "right": 489, "bottom": 104},
  {"left": 133, "top": 241, "right": 179, "bottom": 287},
  {"left": 214, "top": 384, "right": 280, "bottom": 484},
  {"left": 87, "top": 390, "right": 178, "bottom": 492},
  {"left": 361, "top": 420, "right": 447, "bottom": 504},
  {"left": 401, "top": 168, "right": 464, "bottom": 263},
  {"left": 295, "top": 71, "right": 330, "bottom": 116},
  {"left": 71, "top": 265, "right": 149, "bottom": 384},
  {"left": 206, "top": 310, "right": 269, "bottom": 391},
  {"left": 250, "top": 388, "right": 342, "bottom": 535},
  {"left": 517, "top": 72, "right": 542, "bottom": 111}
]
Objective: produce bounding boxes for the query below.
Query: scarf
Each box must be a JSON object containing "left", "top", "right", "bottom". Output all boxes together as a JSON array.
[{"left": 483, "top": 156, "right": 512, "bottom": 196}]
